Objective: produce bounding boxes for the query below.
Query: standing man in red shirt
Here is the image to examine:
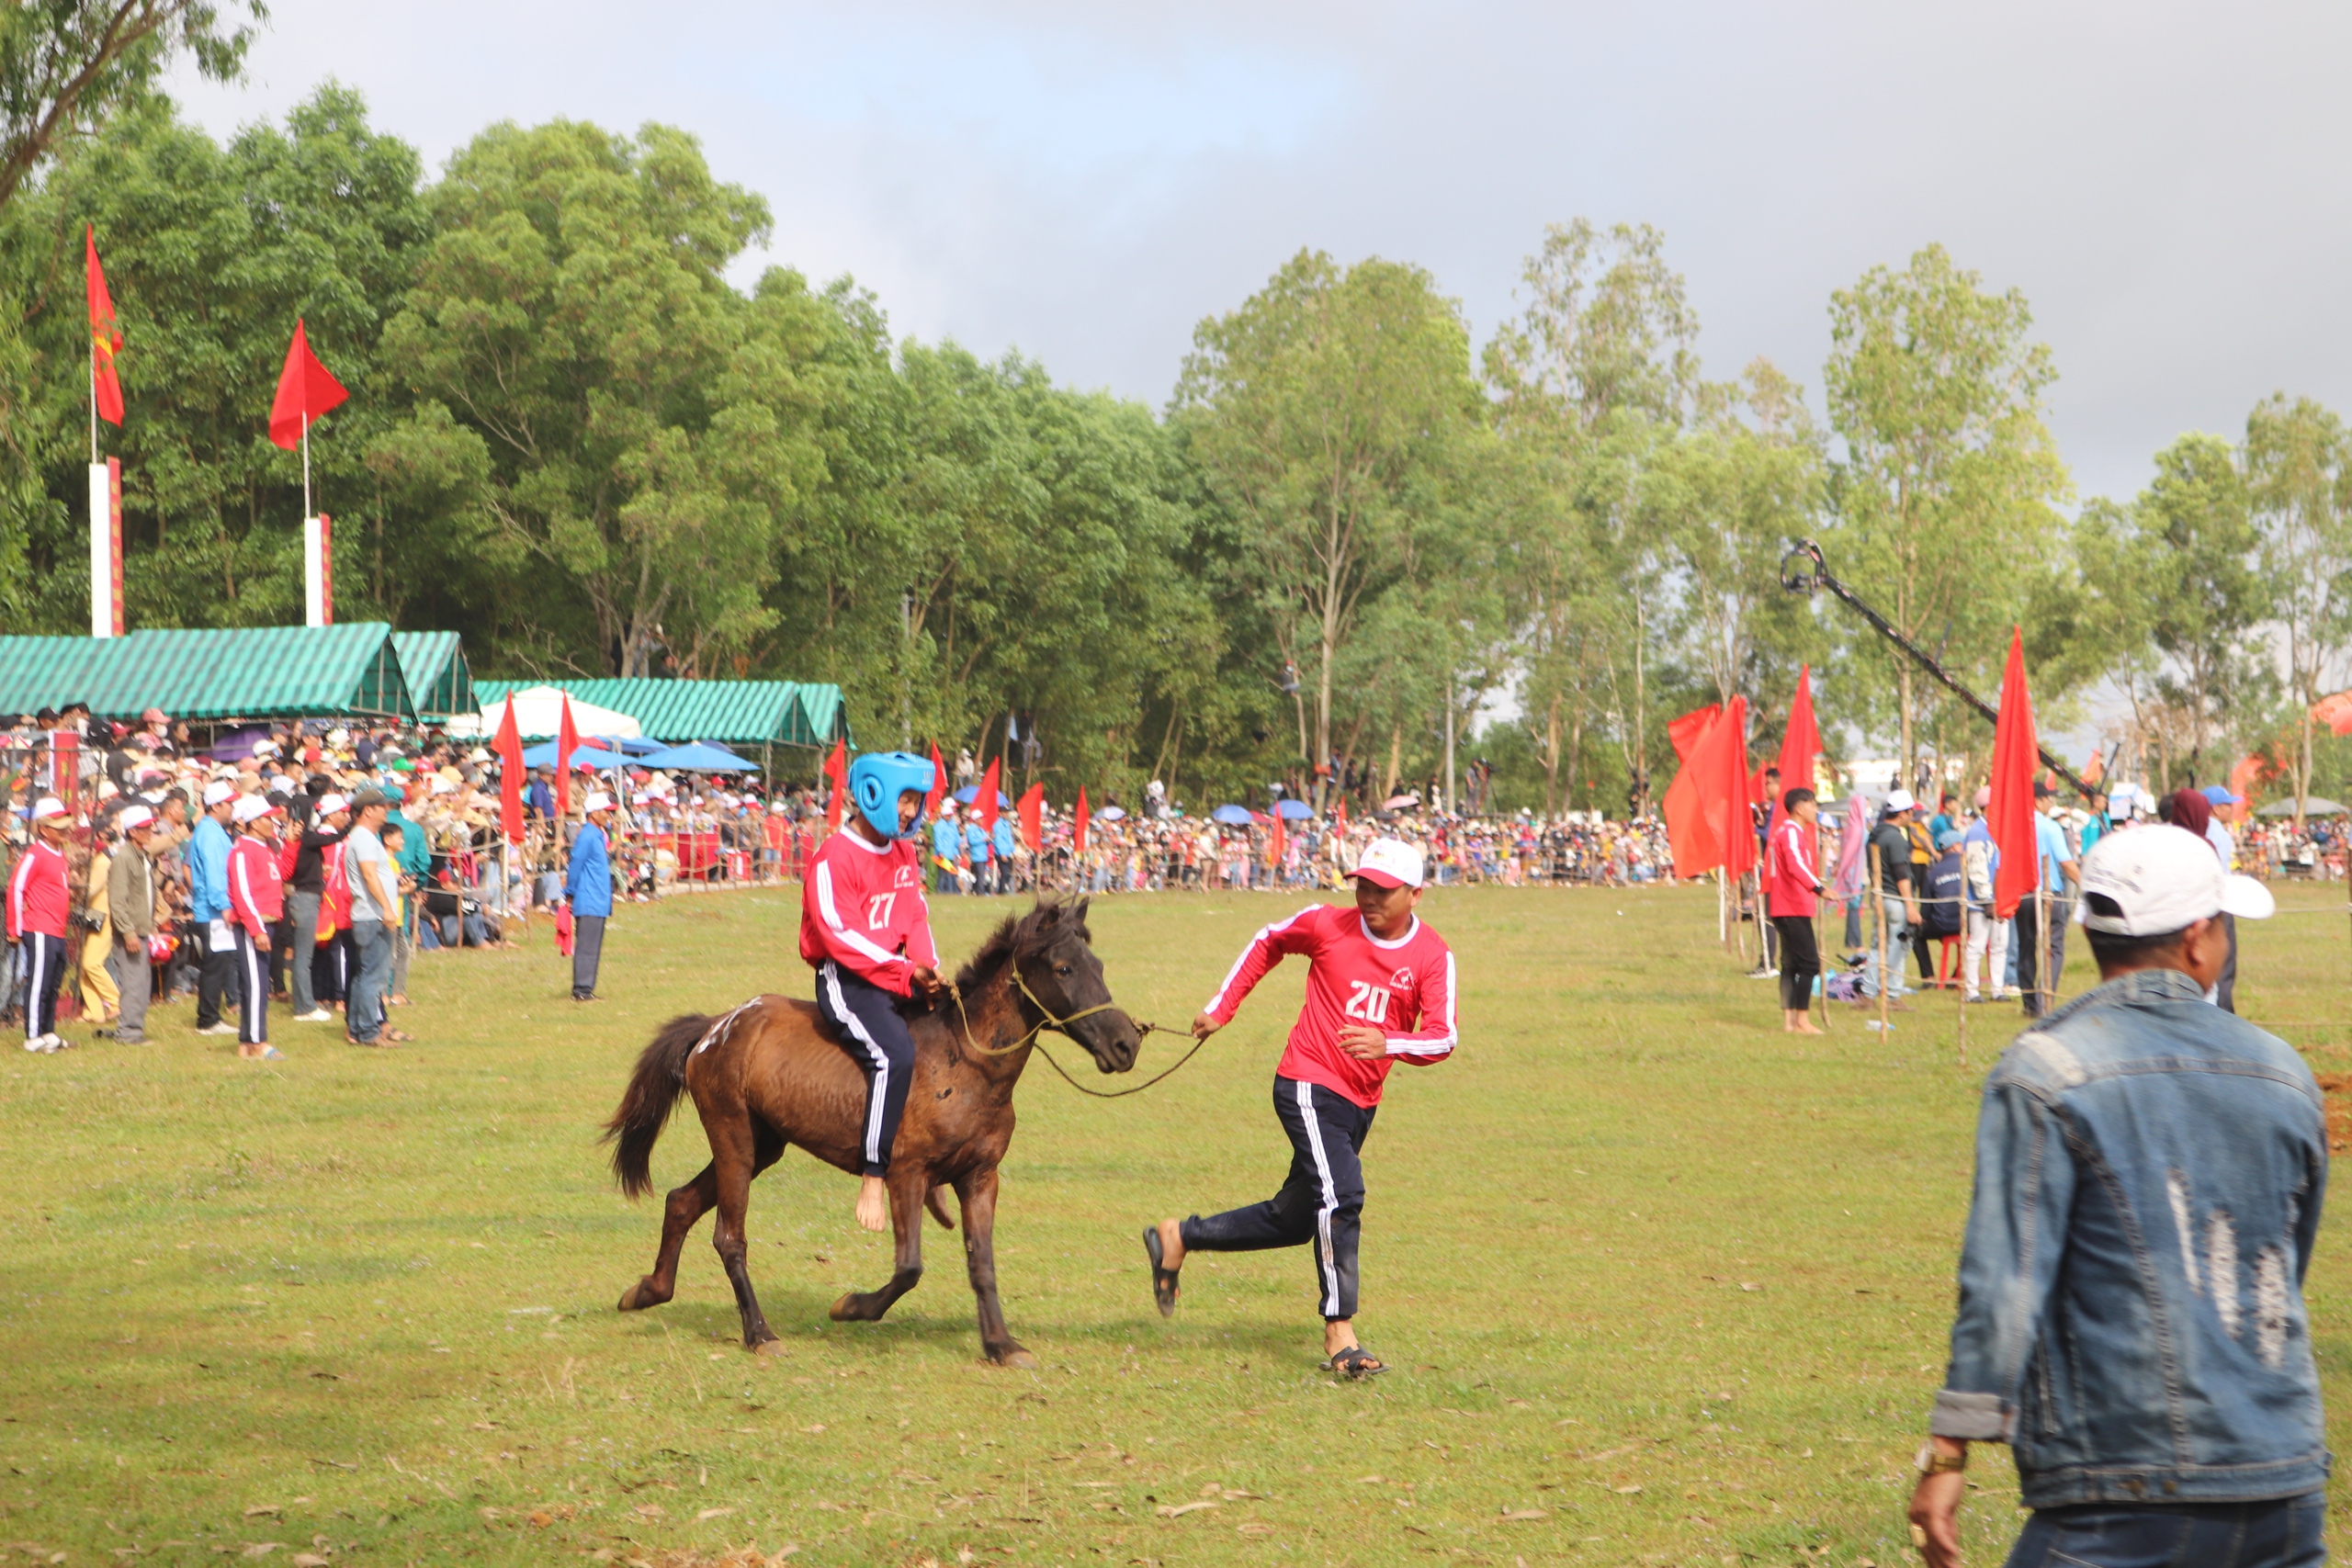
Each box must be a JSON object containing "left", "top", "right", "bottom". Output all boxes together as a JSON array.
[
  {"left": 7, "top": 796, "right": 74, "bottom": 1054},
  {"left": 1763, "top": 786, "right": 1826, "bottom": 1035},
  {"left": 1142, "top": 837, "right": 1457, "bottom": 1378},
  {"left": 799, "top": 751, "right": 945, "bottom": 1232},
  {"left": 228, "top": 794, "right": 288, "bottom": 1061}
]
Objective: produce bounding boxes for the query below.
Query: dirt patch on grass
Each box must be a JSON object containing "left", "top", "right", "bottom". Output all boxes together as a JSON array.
[{"left": 2312, "top": 1074, "right": 2352, "bottom": 1152}]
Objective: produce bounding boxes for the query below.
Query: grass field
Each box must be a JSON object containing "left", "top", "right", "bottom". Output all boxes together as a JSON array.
[{"left": 6, "top": 880, "right": 2352, "bottom": 1568}]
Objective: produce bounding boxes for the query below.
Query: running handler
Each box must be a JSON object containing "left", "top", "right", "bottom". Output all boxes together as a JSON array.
[
  {"left": 1143, "top": 836, "right": 1457, "bottom": 1378},
  {"left": 799, "top": 750, "right": 946, "bottom": 1233}
]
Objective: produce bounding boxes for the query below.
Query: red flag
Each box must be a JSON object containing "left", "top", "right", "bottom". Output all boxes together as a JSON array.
[
  {"left": 555, "top": 695, "right": 578, "bottom": 817},
  {"left": 85, "top": 226, "right": 123, "bottom": 426},
  {"left": 268, "top": 318, "right": 348, "bottom": 450},
  {"left": 926, "top": 743, "right": 946, "bottom": 819},
  {"left": 1986, "top": 628, "right": 2040, "bottom": 920},
  {"left": 1666, "top": 699, "right": 1754, "bottom": 882},
  {"left": 1770, "top": 666, "right": 1823, "bottom": 830},
  {"left": 1270, "top": 805, "right": 1287, "bottom": 869},
  {"left": 978, "top": 757, "right": 1001, "bottom": 836},
  {"left": 1662, "top": 703, "right": 1725, "bottom": 877},
  {"left": 1073, "top": 786, "right": 1091, "bottom": 855},
  {"left": 1333, "top": 795, "right": 1348, "bottom": 833},
  {"left": 823, "top": 740, "right": 846, "bottom": 831},
  {"left": 492, "top": 697, "right": 525, "bottom": 845},
  {"left": 1017, "top": 783, "right": 1044, "bottom": 852}
]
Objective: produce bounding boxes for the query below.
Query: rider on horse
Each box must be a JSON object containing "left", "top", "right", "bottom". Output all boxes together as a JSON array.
[{"left": 799, "top": 751, "right": 948, "bottom": 1232}]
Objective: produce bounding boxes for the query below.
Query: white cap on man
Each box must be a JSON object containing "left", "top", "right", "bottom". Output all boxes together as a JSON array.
[
  {"left": 1351, "top": 836, "right": 1425, "bottom": 890},
  {"left": 232, "top": 794, "right": 279, "bottom": 825},
  {"left": 583, "top": 791, "right": 614, "bottom": 816},
  {"left": 117, "top": 804, "right": 154, "bottom": 831},
  {"left": 2076, "top": 825, "right": 2276, "bottom": 935},
  {"left": 203, "top": 781, "right": 237, "bottom": 807},
  {"left": 317, "top": 792, "right": 349, "bottom": 816},
  {"left": 29, "top": 796, "right": 68, "bottom": 823},
  {"left": 1884, "top": 788, "right": 1917, "bottom": 814}
]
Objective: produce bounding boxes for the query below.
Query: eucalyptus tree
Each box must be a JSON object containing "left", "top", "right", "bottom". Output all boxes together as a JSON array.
[
  {"left": 2245, "top": 395, "right": 2352, "bottom": 820},
  {"left": 1173, "top": 248, "right": 1483, "bottom": 803},
  {"left": 1824, "top": 243, "right": 2070, "bottom": 782}
]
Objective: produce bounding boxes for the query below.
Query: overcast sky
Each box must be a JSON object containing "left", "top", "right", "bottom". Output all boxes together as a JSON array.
[{"left": 169, "top": 0, "right": 2352, "bottom": 509}]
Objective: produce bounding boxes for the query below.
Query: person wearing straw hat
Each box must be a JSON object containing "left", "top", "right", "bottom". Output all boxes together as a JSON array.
[
  {"left": 563, "top": 792, "right": 616, "bottom": 1001},
  {"left": 1908, "top": 826, "right": 2310, "bottom": 1568},
  {"left": 7, "top": 796, "right": 74, "bottom": 1053},
  {"left": 227, "top": 794, "right": 288, "bottom": 1060}
]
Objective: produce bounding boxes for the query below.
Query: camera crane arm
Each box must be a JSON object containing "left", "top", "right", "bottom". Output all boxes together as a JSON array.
[{"left": 1779, "top": 538, "right": 2092, "bottom": 798}]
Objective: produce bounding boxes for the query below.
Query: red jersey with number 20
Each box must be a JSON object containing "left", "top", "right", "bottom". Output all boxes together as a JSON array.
[
  {"left": 1203, "top": 902, "right": 1456, "bottom": 1109},
  {"left": 799, "top": 827, "right": 939, "bottom": 997}
]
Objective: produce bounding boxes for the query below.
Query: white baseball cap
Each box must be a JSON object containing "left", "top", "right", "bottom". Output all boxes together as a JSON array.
[
  {"left": 266, "top": 774, "right": 295, "bottom": 795},
  {"left": 2077, "top": 824, "right": 2275, "bottom": 936},
  {"left": 203, "top": 781, "right": 237, "bottom": 807},
  {"left": 1351, "top": 836, "right": 1425, "bottom": 889},
  {"left": 1884, "top": 788, "right": 1917, "bottom": 814},
  {"left": 583, "top": 791, "right": 614, "bottom": 815},
  {"left": 29, "top": 796, "right": 68, "bottom": 822},
  {"left": 317, "top": 792, "right": 349, "bottom": 816},
  {"left": 116, "top": 805, "right": 154, "bottom": 831},
  {"left": 232, "top": 794, "right": 280, "bottom": 825}
]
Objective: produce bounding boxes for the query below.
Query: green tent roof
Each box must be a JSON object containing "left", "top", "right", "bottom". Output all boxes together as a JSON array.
[
  {"left": 0, "top": 625, "right": 414, "bottom": 721},
  {"left": 470, "top": 678, "right": 849, "bottom": 748},
  {"left": 391, "top": 631, "right": 475, "bottom": 720}
]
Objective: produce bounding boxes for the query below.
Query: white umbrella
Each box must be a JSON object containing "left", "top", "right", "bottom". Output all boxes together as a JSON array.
[{"left": 447, "top": 684, "right": 643, "bottom": 741}]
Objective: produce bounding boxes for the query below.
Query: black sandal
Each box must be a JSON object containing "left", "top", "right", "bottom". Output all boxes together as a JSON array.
[
  {"left": 1141, "top": 1225, "right": 1180, "bottom": 1318},
  {"left": 1323, "top": 1345, "right": 1387, "bottom": 1380}
]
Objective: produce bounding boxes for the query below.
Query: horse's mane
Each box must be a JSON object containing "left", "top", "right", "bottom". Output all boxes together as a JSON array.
[{"left": 954, "top": 897, "right": 1091, "bottom": 998}]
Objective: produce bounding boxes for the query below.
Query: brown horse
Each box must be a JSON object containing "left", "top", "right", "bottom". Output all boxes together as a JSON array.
[{"left": 601, "top": 897, "right": 1141, "bottom": 1366}]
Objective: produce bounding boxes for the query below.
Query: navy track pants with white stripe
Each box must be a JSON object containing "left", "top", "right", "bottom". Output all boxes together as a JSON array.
[
  {"left": 19, "top": 931, "right": 67, "bottom": 1042},
  {"left": 1180, "top": 1076, "right": 1375, "bottom": 1322},
  {"left": 814, "top": 960, "right": 917, "bottom": 1179}
]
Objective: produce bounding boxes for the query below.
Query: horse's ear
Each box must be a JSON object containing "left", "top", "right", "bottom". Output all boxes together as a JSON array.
[{"left": 1075, "top": 896, "right": 1091, "bottom": 922}]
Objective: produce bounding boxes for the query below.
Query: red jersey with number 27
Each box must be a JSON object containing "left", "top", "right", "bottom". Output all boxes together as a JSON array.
[
  {"left": 799, "top": 827, "right": 939, "bottom": 996},
  {"left": 1203, "top": 902, "right": 1457, "bottom": 1109}
]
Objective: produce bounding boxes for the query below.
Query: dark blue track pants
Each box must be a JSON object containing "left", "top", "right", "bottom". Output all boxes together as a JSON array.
[
  {"left": 1180, "top": 1076, "right": 1374, "bottom": 1321},
  {"left": 816, "top": 960, "right": 917, "bottom": 1178}
]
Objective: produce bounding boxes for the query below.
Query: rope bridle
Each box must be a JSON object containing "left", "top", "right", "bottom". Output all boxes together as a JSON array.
[{"left": 944, "top": 964, "right": 1205, "bottom": 1099}]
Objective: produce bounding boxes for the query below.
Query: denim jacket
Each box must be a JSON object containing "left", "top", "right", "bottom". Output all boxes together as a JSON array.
[{"left": 1930, "top": 968, "right": 2329, "bottom": 1507}]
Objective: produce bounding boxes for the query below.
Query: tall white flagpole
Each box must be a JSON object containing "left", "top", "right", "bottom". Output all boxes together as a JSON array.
[{"left": 301, "top": 409, "right": 311, "bottom": 522}]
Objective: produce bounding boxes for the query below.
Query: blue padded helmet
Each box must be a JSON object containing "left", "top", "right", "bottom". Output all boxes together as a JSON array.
[{"left": 848, "top": 750, "right": 935, "bottom": 840}]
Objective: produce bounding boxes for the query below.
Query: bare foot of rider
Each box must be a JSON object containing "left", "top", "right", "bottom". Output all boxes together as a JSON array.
[{"left": 855, "top": 1174, "right": 889, "bottom": 1232}]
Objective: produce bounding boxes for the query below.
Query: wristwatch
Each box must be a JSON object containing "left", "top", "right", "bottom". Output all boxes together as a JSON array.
[{"left": 1914, "top": 1440, "right": 1966, "bottom": 1475}]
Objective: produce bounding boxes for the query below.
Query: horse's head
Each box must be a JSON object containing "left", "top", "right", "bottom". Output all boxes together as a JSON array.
[{"left": 1001, "top": 897, "right": 1141, "bottom": 1073}]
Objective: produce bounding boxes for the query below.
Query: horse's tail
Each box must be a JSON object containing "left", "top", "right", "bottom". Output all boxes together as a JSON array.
[{"left": 604, "top": 1013, "right": 710, "bottom": 1198}]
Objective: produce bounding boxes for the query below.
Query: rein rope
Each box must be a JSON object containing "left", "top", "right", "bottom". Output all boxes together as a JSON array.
[{"left": 945, "top": 969, "right": 1206, "bottom": 1100}]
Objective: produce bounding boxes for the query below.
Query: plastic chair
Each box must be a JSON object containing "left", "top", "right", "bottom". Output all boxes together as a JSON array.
[{"left": 1936, "top": 934, "right": 1963, "bottom": 989}]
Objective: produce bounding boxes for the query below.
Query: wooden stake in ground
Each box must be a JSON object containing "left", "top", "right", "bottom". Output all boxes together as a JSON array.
[
  {"left": 1814, "top": 815, "right": 1831, "bottom": 1033},
  {"left": 1955, "top": 931, "right": 1967, "bottom": 1068},
  {"left": 2039, "top": 886, "right": 2053, "bottom": 1018},
  {"left": 1871, "top": 842, "right": 1889, "bottom": 1034}
]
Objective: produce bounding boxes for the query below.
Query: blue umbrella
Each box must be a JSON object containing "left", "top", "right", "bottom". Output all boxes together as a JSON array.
[
  {"left": 520, "top": 741, "right": 627, "bottom": 769},
  {"left": 952, "top": 785, "right": 1012, "bottom": 807},
  {"left": 615, "top": 736, "right": 666, "bottom": 756},
  {"left": 639, "top": 742, "right": 752, "bottom": 773},
  {"left": 1275, "top": 798, "right": 1315, "bottom": 820},
  {"left": 1210, "top": 804, "right": 1253, "bottom": 826}
]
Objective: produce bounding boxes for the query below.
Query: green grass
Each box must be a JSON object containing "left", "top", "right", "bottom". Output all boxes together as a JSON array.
[{"left": 6, "top": 880, "right": 2352, "bottom": 1567}]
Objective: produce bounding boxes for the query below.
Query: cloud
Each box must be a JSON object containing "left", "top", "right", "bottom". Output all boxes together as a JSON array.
[{"left": 169, "top": 0, "right": 2352, "bottom": 502}]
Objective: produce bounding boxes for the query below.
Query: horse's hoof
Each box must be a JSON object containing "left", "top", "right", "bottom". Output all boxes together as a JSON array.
[
  {"left": 616, "top": 1281, "right": 657, "bottom": 1312},
  {"left": 752, "top": 1338, "right": 787, "bottom": 1359},
  {"left": 828, "top": 1292, "right": 862, "bottom": 1323},
  {"left": 990, "top": 1345, "right": 1039, "bottom": 1370}
]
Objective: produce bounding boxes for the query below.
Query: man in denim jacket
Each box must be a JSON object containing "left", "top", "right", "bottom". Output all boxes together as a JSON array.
[{"left": 1909, "top": 824, "right": 2321, "bottom": 1568}]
